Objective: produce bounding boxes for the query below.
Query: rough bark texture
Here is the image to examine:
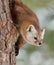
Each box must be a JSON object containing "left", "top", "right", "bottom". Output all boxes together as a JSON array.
[{"left": 0, "top": 0, "right": 19, "bottom": 65}]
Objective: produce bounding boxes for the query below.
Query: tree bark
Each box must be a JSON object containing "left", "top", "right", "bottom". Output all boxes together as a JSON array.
[{"left": 0, "top": 0, "right": 19, "bottom": 65}]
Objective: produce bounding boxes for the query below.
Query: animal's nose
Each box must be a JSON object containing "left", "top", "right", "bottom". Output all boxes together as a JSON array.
[{"left": 39, "top": 43, "right": 41, "bottom": 45}]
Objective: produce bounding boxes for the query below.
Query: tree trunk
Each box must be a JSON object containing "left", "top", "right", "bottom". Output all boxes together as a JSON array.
[{"left": 0, "top": 0, "right": 19, "bottom": 65}]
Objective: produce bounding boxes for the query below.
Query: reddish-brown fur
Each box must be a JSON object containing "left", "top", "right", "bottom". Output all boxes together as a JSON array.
[{"left": 10, "top": 0, "right": 41, "bottom": 56}]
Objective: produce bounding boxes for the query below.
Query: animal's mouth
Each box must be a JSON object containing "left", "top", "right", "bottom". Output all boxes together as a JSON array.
[
  {"left": 34, "top": 40, "right": 42, "bottom": 46},
  {"left": 34, "top": 40, "right": 37, "bottom": 43},
  {"left": 26, "top": 39, "right": 42, "bottom": 46}
]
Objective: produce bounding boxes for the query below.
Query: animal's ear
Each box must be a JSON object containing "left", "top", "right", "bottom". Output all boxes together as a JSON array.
[
  {"left": 41, "top": 29, "right": 45, "bottom": 39},
  {"left": 27, "top": 25, "right": 32, "bottom": 32}
]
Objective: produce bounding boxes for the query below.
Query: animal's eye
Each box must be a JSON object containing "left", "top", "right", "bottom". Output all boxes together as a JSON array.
[
  {"left": 29, "top": 26, "right": 32, "bottom": 32},
  {"left": 34, "top": 37, "right": 37, "bottom": 40}
]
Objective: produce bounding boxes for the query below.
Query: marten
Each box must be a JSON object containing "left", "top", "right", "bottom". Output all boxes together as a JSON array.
[{"left": 10, "top": 0, "right": 45, "bottom": 56}]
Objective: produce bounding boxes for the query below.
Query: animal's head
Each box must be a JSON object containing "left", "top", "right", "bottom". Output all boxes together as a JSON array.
[
  {"left": 26, "top": 25, "right": 45, "bottom": 46},
  {"left": 20, "top": 16, "right": 45, "bottom": 46}
]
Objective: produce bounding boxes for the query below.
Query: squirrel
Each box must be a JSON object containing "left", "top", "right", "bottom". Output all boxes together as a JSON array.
[{"left": 10, "top": 0, "right": 45, "bottom": 56}]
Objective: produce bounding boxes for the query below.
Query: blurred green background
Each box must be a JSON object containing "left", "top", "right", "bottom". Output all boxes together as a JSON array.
[{"left": 16, "top": 0, "right": 54, "bottom": 65}]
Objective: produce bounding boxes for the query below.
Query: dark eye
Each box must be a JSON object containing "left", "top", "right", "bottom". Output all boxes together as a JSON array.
[
  {"left": 29, "top": 26, "right": 32, "bottom": 32},
  {"left": 34, "top": 37, "right": 37, "bottom": 40}
]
